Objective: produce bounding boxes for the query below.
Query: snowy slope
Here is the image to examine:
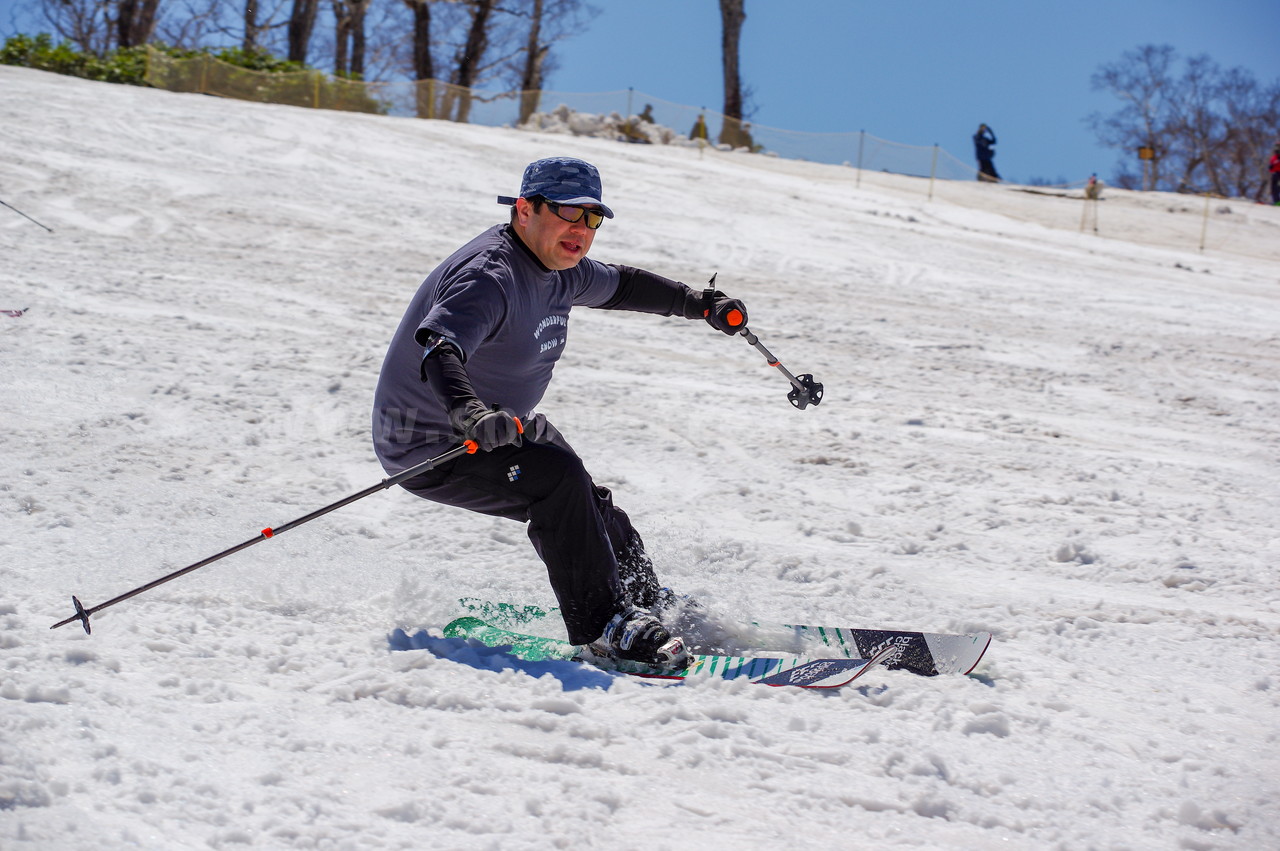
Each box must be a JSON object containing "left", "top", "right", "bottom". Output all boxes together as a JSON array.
[{"left": 2, "top": 66, "right": 1278, "bottom": 849}]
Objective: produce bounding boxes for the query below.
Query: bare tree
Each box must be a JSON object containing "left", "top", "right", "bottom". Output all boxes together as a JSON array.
[
  {"left": 145, "top": 0, "right": 282, "bottom": 54},
  {"left": 393, "top": 0, "right": 435, "bottom": 117},
  {"left": 717, "top": 0, "right": 747, "bottom": 148},
  {"left": 1088, "top": 44, "right": 1176, "bottom": 190},
  {"left": 139, "top": 0, "right": 224, "bottom": 49},
  {"left": 242, "top": 0, "right": 260, "bottom": 50},
  {"left": 506, "top": 0, "right": 588, "bottom": 123},
  {"left": 443, "top": 0, "right": 496, "bottom": 121},
  {"left": 1219, "top": 68, "right": 1280, "bottom": 200},
  {"left": 287, "top": 0, "right": 320, "bottom": 62},
  {"left": 400, "top": 0, "right": 433, "bottom": 80},
  {"left": 516, "top": 0, "right": 546, "bottom": 123},
  {"left": 1089, "top": 44, "right": 1280, "bottom": 198},
  {"left": 37, "top": 0, "right": 116, "bottom": 54},
  {"left": 333, "top": 0, "right": 374, "bottom": 76},
  {"left": 332, "top": 0, "right": 350, "bottom": 72},
  {"left": 36, "top": 0, "right": 172, "bottom": 53},
  {"left": 241, "top": 0, "right": 274, "bottom": 52},
  {"left": 1166, "top": 54, "right": 1225, "bottom": 193},
  {"left": 350, "top": 0, "right": 369, "bottom": 75},
  {"left": 116, "top": 0, "right": 162, "bottom": 47},
  {"left": 715, "top": 0, "right": 756, "bottom": 149},
  {"left": 452, "top": 0, "right": 494, "bottom": 89}
]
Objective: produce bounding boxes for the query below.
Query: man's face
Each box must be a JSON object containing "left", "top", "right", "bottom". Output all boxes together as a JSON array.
[{"left": 513, "top": 197, "right": 598, "bottom": 270}]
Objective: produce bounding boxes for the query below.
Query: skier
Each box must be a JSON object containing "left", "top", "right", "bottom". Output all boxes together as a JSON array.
[
  {"left": 1269, "top": 142, "right": 1280, "bottom": 205},
  {"left": 372, "top": 156, "right": 748, "bottom": 670},
  {"left": 974, "top": 123, "right": 1000, "bottom": 182}
]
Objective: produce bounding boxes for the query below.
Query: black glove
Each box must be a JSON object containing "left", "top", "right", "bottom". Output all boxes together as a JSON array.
[
  {"left": 450, "top": 402, "right": 523, "bottom": 452},
  {"left": 523, "top": 412, "right": 562, "bottom": 446},
  {"left": 687, "top": 288, "right": 747, "bottom": 335}
]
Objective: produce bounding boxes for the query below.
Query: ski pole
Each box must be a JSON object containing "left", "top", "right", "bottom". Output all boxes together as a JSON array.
[
  {"left": 50, "top": 436, "right": 495, "bottom": 634},
  {"left": 704, "top": 275, "right": 824, "bottom": 410},
  {"left": 0, "top": 198, "right": 54, "bottom": 233}
]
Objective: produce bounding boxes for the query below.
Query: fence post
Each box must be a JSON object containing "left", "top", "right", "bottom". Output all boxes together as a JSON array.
[
  {"left": 1199, "top": 193, "right": 1211, "bottom": 252},
  {"left": 313, "top": 72, "right": 321, "bottom": 109},
  {"left": 198, "top": 53, "right": 209, "bottom": 95},
  {"left": 928, "top": 143, "right": 938, "bottom": 201},
  {"left": 856, "top": 129, "right": 865, "bottom": 189},
  {"left": 1079, "top": 193, "right": 1098, "bottom": 234}
]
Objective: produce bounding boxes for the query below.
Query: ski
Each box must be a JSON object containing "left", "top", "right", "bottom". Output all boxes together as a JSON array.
[
  {"left": 394, "top": 617, "right": 896, "bottom": 689},
  {"left": 456, "top": 597, "right": 992, "bottom": 677}
]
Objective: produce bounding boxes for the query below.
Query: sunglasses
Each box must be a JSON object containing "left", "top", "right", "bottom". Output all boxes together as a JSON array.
[{"left": 544, "top": 201, "right": 605, "bottom": 230}]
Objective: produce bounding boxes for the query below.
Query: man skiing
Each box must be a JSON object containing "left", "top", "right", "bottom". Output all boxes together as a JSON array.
[{"left": 372, "top": 156, "right": 748, "bottom": 670}]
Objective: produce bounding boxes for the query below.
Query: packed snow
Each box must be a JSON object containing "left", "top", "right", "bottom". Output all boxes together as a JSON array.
[{"left": 2, "top": 65, "right": 1278, "bottom": 849}]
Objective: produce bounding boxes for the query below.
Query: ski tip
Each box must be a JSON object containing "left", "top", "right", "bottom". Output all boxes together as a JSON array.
[
  {"left": 442, "top": 616, "right": 488, "bottom": 638},
  {"left": 961, "top": 632, "right": 993, "bottom": 676}
]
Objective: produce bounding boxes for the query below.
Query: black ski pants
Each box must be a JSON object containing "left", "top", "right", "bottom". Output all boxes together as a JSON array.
[{"left": 398, "top": 438, "right": 657, "bottom": 644}]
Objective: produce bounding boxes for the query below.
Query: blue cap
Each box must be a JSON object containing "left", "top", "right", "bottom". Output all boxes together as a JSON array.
[{"left": 497, "top": 157, "right": 615, "bottom": 218}]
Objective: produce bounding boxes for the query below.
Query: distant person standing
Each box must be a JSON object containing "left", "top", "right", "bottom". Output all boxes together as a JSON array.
[
  {"left": 974, "top": 123, "right": 1000, "bottom": 182},
  {"left": 1269, "top": 142, "right": 1280, "bottom": 205},
  {"left": 689, "top": 113, "right": 709, "bottom": 142},
  {"left": 1084, "top": 173, "right": 1102, "bottom": 200}
]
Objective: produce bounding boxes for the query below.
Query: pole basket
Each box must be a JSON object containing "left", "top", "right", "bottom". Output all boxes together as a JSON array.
[{"left": 788, "top": 374, "right": 824, "bottom": 410}]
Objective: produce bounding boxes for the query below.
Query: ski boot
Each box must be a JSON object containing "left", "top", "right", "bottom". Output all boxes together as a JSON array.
[{"left": 590, "top": 606, "right": 689, "bottom": 670}]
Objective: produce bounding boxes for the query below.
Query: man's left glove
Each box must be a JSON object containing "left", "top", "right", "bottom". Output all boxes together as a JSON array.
[
  {"left": 685, "top": 289, "right": 748, "bottom": 335},
  {"left": 450, "top": 402, "right": 524, "bottom": 452}
]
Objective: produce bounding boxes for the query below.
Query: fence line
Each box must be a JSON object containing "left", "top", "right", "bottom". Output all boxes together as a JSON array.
[
  {"left": 140, "top": 47, "right": 1271, "bottom": 258},
  {"left": 143, "top": 47, "right": 977, "bottom": 183}
]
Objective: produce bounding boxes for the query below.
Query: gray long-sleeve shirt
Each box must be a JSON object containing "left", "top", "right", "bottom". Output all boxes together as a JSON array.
[{"left": 373, "top": 224, "right": 691, "bottom": 474}]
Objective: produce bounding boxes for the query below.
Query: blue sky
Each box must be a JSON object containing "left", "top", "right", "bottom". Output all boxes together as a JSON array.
[
  {"left": 549, "top": 0, "right": 1278, "bottom": 185},
  {"left": 4, "top": 0, "right": 1276, "bottom": 184}
]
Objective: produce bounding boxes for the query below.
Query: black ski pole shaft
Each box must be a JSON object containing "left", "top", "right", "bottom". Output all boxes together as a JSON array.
[
  {"left": 736, "top": 326, "right": 824, "bottom": 410},
  {"left": 51, "top": 439, "right": 481, "bottom": 634},
  {"left": 0, "top": 198, "right": 54, "bottom": 233},
  {"left": 702, "top": 272, "right": 822, "bottom": 410},
  {"left": 739, "top": 327, "right": 798, "bottom": 390}
]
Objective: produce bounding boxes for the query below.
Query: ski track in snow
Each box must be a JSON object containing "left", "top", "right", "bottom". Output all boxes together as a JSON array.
[{"left": 1, "top": 66, "right": 1278, "bottom": 849}]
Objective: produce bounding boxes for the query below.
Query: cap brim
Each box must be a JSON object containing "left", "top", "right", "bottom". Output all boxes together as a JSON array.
[
  {"left": 547, "top": 195, "right": 614, "bottom": 218},
  {"left": 496, "top": 194, "right": 615, "bottom": 219}
]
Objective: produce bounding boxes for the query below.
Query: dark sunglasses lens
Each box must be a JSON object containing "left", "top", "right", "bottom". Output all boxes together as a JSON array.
[{"left": 550, "top": 203, "right": 603, "bottom": 229}]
